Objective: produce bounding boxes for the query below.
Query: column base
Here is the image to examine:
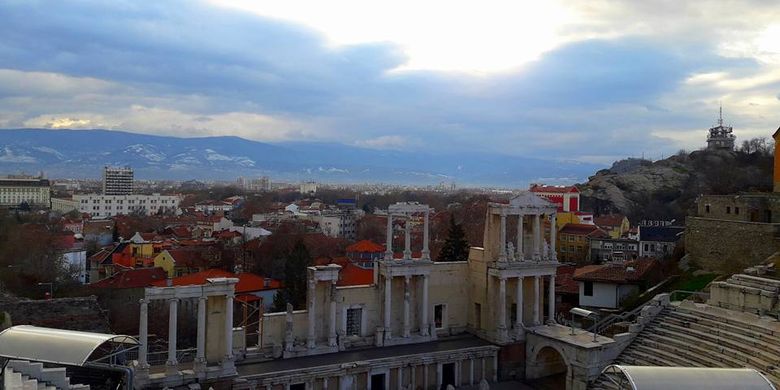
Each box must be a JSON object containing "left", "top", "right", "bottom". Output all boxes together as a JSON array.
[
  {"left": 328, "top": 336, "right": 337, "bottom": 347},
  {"left": 165, "top": 361, "right": 179, "bottom": 376},
  {"left": 307, "top": 338, "right": 316, "bottom": 349}
]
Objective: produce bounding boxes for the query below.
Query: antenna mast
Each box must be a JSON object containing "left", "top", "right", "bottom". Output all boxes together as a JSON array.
[{"left": 718, "top": 103, "right": 723, "bottom": 126}]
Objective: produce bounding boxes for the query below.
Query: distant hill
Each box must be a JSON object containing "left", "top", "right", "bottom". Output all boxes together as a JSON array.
[
  {"left": 0, "top": 129, "right": 603, "bottom": 186},
  {"left": 579, "top": 148, "right": 774, "bottom": 222}
]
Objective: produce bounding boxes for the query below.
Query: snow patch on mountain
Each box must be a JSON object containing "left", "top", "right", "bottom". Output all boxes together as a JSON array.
[
  {"left": 0, "top": 147, "right": 36, "bottom": 163},
  {"left": 125, "top": 144, "right": 166, "bottom": 162}
]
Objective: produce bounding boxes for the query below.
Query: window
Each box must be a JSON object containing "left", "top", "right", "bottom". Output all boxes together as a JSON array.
[
  {"left": 705, "top": 204, "right": 710, "bottom": 213},
  {"left": 584, "top": 281, "right": 594, "bottom": 296},
  {"left": 346, "top": 308, "right": 362, "bottom": 336},
  {"left": 726, "top": 206, "right": 731, "bottom": 214},
  {"left": 643, "top": 244, "right": 649, "bottom": 252},
  {"left": 735, "top": 207, "right": 740, "bottom": 215},
  {"left": 434, "top": 304, "right": 446, "bottom": 329}
]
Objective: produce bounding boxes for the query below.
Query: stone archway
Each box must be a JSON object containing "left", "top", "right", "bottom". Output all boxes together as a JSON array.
[{"left": 526, "top": 345, "right": 570, "bottom": 390}]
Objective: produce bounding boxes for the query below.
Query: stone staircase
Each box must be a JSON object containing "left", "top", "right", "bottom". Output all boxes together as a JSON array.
[
  {"left": 589, "top": 303, "right": 780, "bottom": 389},
  {"left": 3, "top": 361, "right": 89, "bottom": 390}
]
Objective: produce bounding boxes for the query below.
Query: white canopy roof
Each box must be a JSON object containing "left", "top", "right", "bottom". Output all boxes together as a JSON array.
[
  {"left": 0, "top": 325, "right": 137, "bottom": 366},
  {"left": 603, "top": 365, "right": 776, "bottom": 390}
]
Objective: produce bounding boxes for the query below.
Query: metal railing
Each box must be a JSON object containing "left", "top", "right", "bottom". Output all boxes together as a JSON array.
[{"left": 124, "top": 348, "right": 197, "bottom": 366}]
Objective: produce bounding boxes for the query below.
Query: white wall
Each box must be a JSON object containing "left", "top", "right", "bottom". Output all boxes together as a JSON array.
[{"left": 578, "top": 281, "right": 618, "bottom": 309}]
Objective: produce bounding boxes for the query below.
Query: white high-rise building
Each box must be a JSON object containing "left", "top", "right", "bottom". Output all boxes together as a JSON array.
[{"left": 103, "top": 166, "right": 134, "bottom": 195}]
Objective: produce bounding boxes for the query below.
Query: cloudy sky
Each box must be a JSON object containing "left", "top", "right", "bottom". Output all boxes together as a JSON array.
[{"left": 1, "top": 0, "right": 779, "bottom": 164}]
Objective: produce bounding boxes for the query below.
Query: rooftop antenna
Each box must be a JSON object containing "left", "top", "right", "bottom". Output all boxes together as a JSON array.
[{"left": 718, "top": 102, "right": 723, "bottom": 126}]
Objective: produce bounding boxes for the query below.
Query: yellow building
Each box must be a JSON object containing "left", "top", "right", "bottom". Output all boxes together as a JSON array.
[{"left": 594, "top": 214, "right": 630, "bottom": 239}]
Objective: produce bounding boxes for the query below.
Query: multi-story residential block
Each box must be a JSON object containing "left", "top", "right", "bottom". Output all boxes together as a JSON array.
[
  {"left": 0, "top": 176, "right": 51, "bottom": 207},
  {"left": 319, "top": 210, "right": 357, "bottom": 240},
  {"left": 638, "top": 225, "right": 685, "bottom": 258},
  {"left": 73, "top": 193, "right": 180, "bottom": 218},
  {"left": 102, "top": 166, "right": 134, "bottom": 195},
  {"left": 556, "top": 223, "right": 607, "bottom": 264},
  {"left": 589, "top": 236, "right": 639, "bottom": 263}
]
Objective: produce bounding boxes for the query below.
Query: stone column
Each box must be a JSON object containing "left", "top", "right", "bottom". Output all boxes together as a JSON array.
[
  {"left": 329, "top": 281, "right": 337, "bottom": 347},
  {"left": 166, "top": 298, "right": 179, "bottom": 373},
  {"left": 225, "top": 294, "right": 234, "bottom": 360},
  {"left": 385, "top": 214, "right": 393, "bottom": 260},
  {"left": 550, "top": 213, "right": 557, "bottom": 261},
  {"left": 548, "top": 274, "right": 556, "bottom": 324},
  {"left": 307, "top": 279, "right": 316, "bottom": 348},
  {"left": 481, "top": 358, "right": 486, "bottom": 380},
  {"left": 516, "top": 214, "right": 524, "bottom": 261},
  {"left": 424, "top": 364, "right": 429, "bottom": 389},
  {"left": 469, "top": 358, "right": 475, "bottom": 385},
  {"left": 499, "top": 213, "right": 507, "bottom": 261},
  {"left": 533, "top": 214, "right": 541, "bottom": 261},
  {"left": 422, "top": 210, "right": 430, "bottom": 260},
  {"left": 403, "top": 275, "right": 411, "bottom": 337},
  {"left": 421, "top": 275, "right": 430, "bottom": 336},
  {"left": 397, "top": 366, "right": 403, "bottom": 390},
  {"left": 533, "top": 276, "right": 541, "bottom": 325},
  {"left": 515, "top": 277, "right": 524, "bottom": 334},
  {"left": 498, "top": 276, "right": 507, "bottom": 340},
  {"left": 493, "top": 354, "right": 498, "bottom": 382},
  {"left": 403, "top": 215, "right": 412, "bottom": 259},
  {"left": 138, "top": 299, "right": 149, "bottom": 369},
  {"left": 384, "top": 275, "right": 392, "bottom": 339},
  {"left": 195, "top": 296, "right": 207, "bottom": 371}
]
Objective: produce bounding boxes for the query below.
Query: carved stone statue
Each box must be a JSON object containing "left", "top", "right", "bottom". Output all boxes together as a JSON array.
[
  {"left": 479, "top": 379, "right": 490, "bottom": 389},
  {"left": 506, "top": 242, "right": 515, "bottom": 261}
]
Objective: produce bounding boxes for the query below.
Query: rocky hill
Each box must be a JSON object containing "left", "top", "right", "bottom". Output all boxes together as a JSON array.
[{"left": 579, "top": 147, "right": 774, "bottom": 222}]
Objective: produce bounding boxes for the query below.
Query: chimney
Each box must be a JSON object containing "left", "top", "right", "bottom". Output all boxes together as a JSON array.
[{"left": 774, "top": 127, "right": 780, "bottom": 192}]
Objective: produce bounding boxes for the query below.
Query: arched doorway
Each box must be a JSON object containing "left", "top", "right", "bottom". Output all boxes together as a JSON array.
[{"left": 527, "top": 346, "right": 568, "bottom": 390}]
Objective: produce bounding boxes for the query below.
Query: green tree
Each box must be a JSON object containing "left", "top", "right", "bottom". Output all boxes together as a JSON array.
[
  {"left": 437, "top": 214, "right": 470, "bottom": 262},
  {"left": 272, "top": 239, "right": 313, "bottom": 311}
]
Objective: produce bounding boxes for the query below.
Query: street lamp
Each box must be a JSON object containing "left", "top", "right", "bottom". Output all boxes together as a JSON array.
[
  {"left": 37, "top": 282, "right": 53, "bottom": 299},
  {"left": 569, "top": 307, "right": 599, "bottom": 341}
]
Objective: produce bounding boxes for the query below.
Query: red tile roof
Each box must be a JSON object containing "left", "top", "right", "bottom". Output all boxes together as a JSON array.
[
  {"left": 337, "top": 262, "right": 374, "bottom": 286},
  {"left": 573, "top": 258, "right": 659, "bottom": 284},
  {"left": 530, "top": 184, "right": 579, "bottom": 194},
  {"left": 555, "top": 265, "right": 579, "bottom": 295},
  {"left": 152, "top": 268, "right": 281, "bottom": 293},
  {"left": 165, "top": 248, "right": 210, "bottom": 267},
  {"left": 89, "top": 267, "right": 168, "bottom": 289},
  {"left": 346, "top": 240, "right": 384, "bottom": 253},
  {"left": 594, "top": 214, "right": 627, "bottom": 228},
  {"left": 559, "top": 223, "right": 607, "bottom": 237}
]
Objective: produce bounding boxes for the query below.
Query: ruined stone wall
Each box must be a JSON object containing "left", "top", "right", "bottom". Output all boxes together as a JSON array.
[
  {"left": 685, "top": 216, "right": 780, "bottom": 273},
  {"left": 0, "top": 296, "right": 110, "bottom": 333},
  {"left": 696, "top": 194, "right": 774, "bottom": 222}
]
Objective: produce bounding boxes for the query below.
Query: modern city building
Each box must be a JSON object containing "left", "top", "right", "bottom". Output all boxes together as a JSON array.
[
  {"left": 73, "top": 193, "right": 180, "bottom": 218},
  {"left": 0, "top": 175, "right": 51, "bottom": 207},
  {"left": 102, "top": 166, "right": 134, "bottom": 195}
]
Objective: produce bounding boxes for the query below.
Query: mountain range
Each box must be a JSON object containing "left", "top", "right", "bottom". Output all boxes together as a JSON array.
[{"left": 0, "top": 129, "right": 604, "bottom": 187}]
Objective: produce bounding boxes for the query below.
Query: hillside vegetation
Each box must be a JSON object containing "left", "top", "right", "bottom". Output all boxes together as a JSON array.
[{"left": 579, "top": 138, "right": 774, "bottom": 222}]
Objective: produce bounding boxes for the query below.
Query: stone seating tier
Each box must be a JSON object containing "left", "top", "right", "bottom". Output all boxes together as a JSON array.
[{"left": 589, "top": 304, "right": 780, "bottom": 389}]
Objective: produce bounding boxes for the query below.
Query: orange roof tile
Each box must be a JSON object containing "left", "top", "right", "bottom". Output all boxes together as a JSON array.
[
  {"left": 346, "top": 240, "right": 384, "bottom": 253},
  {"left": 152, "top": 268, "right": 282, "bottom": 293}
]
